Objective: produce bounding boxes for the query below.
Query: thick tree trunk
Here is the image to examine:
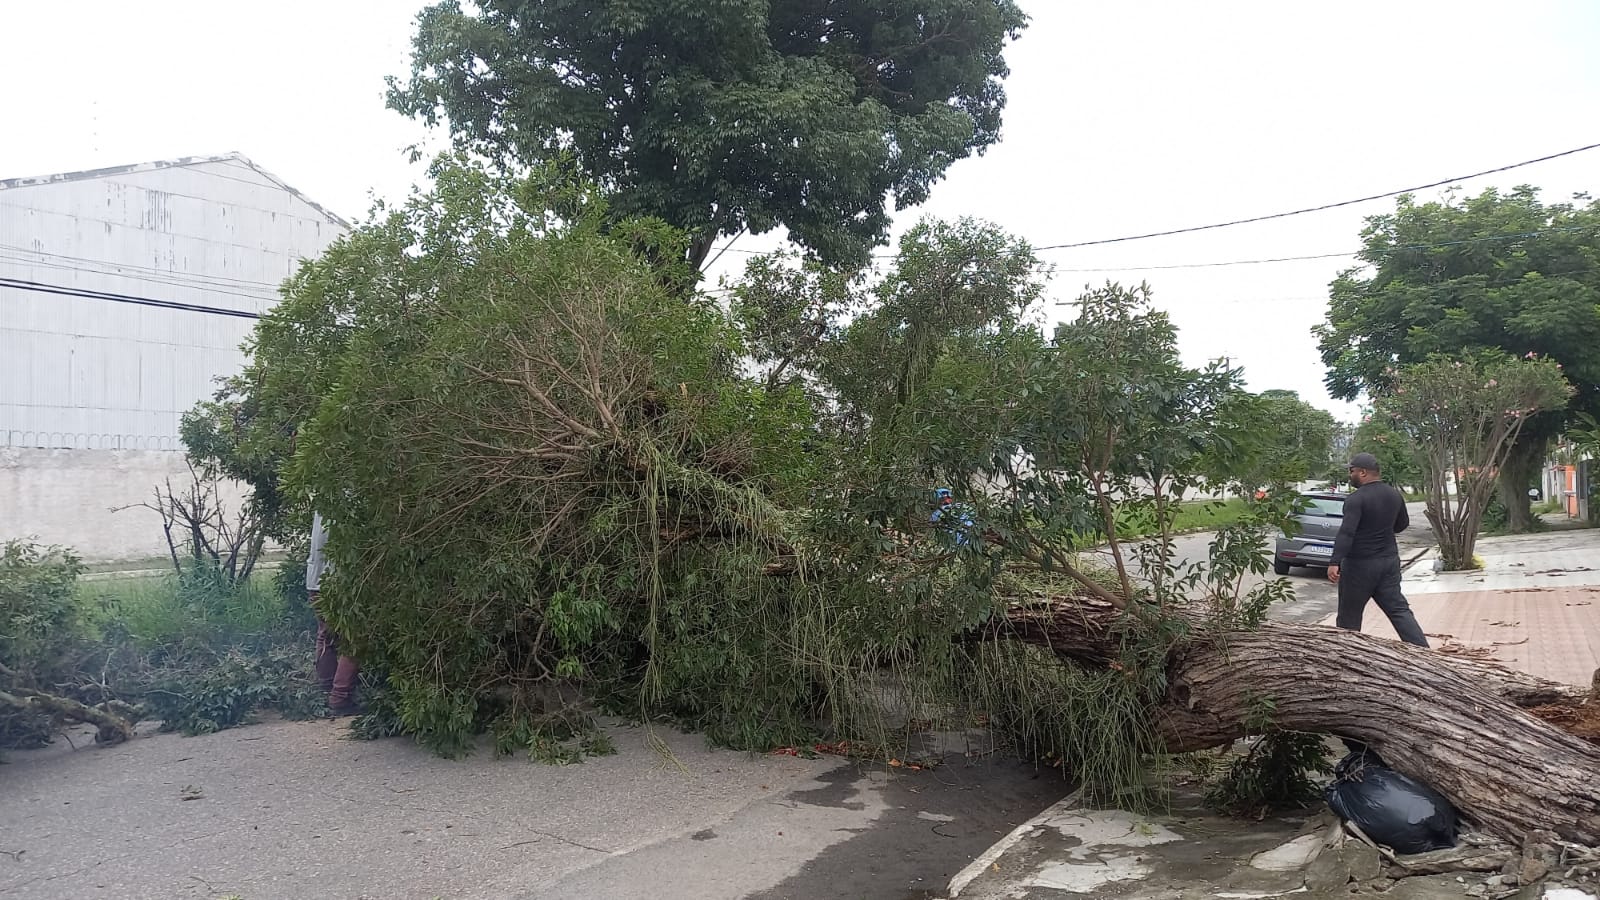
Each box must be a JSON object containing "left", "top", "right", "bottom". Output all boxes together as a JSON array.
[
  {"left": 1498, "top": 434, "right": 1547, "bottom": 534},
  {"left": 1003, "top": 599, "right": 1600, "bottom": 847}
]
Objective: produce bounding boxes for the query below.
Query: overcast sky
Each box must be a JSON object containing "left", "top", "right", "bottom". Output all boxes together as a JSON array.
[{"left": 4, "top": 1, "right": 1597, "bottom": 421}]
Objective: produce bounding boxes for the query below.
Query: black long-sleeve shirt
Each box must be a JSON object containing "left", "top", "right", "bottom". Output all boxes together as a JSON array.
[{"left": 1330, "top": 481, "right": 1409, "bottom": 565}]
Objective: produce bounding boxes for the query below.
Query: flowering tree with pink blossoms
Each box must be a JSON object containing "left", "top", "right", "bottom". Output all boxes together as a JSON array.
[{"left": 1379, "top": 353, "right": 1571, "bottom": 570}]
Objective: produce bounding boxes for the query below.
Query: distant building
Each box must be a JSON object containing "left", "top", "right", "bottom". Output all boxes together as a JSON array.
[{"left": 0, "top": 153, "right": 347, "bottom": 560}]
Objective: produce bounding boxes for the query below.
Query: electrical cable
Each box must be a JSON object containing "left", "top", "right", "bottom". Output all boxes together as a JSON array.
[
  {"left": 0, "top": 252, "right": 283, "bottom": 301},
  {"left": 702, "top": 141, "right": 1600, "bottom": 260},
  {"left": 0, "top": 242, "right": 289, "bottom": 288},
  {"left": 0, "top": 277, "right": 262, "bottom": 319}
]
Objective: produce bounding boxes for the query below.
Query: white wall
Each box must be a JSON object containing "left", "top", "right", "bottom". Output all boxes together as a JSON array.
[
  {"left": 0, "top": 155, "right": 345, "bottom": 446},
  {"left": 0, "top": 447, "right": 257, "bottom": 563}
]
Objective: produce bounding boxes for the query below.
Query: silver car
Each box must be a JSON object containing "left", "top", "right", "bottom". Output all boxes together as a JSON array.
[{"left": 1272, "top": 492, "right": 1346, "bottom": 575}]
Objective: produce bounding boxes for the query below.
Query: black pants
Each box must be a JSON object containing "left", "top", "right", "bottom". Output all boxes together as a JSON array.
[{"left": 1336, "top": 555, "right": 1429, "bottom": 648}]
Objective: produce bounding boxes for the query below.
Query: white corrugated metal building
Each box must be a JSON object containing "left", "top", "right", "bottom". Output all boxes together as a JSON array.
[{"left": 0, "top": 153, "right": 347, "bottom": 559}]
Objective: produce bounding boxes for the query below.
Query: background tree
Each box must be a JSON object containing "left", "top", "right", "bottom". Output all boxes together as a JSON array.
[
  {"left": 1316, "top": 186, "right": 1600, "bottom": 532},
  {"left": 1203, "top": 389, "right": 1337, "bottom": 492},
  {"left": 1378, "top": 353, "right": 1570, "bottom": 570},
  {"left": 1349, "top": 412, "right": 1423, "bottom": 494},
  {"left": 388, "top": 0, "right": 1028, "bottom": 270}
]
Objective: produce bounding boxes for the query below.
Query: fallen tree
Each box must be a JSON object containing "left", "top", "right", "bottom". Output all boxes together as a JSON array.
[
  {"left": 1005, "top": 597, "right": 1600, "bottom": 846},
  {"left": 209, "top": 163, "right": 1600, "bottom": 853}
]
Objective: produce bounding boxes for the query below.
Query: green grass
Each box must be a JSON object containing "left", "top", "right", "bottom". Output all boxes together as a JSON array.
[
  {"left": 1118, "top": 498, "right": 1250, "bottom": 538},
  {"left": 1169, "top": 498, "right": 1250, "bottom": 532},
  {"left": 78, "top": 571, "right": 300, "bottom": 650}
]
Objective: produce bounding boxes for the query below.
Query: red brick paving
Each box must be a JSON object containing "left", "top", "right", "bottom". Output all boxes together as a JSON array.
[{"left": 1320, "top": 586, "right": 1600, "bottom": 687}]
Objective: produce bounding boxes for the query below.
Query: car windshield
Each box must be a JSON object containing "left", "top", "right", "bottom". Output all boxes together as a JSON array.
[{"left": 1298, "top": 496, "right": 1344, "bottom": 517}]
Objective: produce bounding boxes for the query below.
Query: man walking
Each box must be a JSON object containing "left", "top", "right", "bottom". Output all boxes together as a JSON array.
[
  {"left": 308, "top": 511, "right": 362, "bottom": 715},
  {"left": 1328, "top": 453, "right": 1429, "bottom": 648}
]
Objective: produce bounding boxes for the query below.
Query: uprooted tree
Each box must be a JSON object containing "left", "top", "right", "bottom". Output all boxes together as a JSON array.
[{"left": 206, "top": 161, "right": 1600, "bottom": 846}]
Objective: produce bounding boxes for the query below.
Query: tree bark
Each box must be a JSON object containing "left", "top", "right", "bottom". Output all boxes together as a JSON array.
[
  {"left": 1498, "top": 434, "right": 1547, "bottom": 534},
  {"left": 0, "top": 688, "right": 138, "bottom": 745},
  {"left": 1002, "top": 599, "right": 1600, "bottom": 846}
]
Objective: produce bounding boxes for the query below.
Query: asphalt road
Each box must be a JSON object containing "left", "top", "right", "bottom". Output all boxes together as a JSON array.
[
  {"left": 1158, "top": 501, "right": 1434, "bottom": 625},
  {"left": 0, "top": 720, "right": 1072, "bottom": 900}
]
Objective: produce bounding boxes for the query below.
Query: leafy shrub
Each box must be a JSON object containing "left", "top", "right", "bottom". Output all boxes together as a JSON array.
[
  {"left": 1, "top": 541, "right": 86, "bottom": 680},
  {"left": 1204, "top": 731, "right": 1332, "bottom": 817},
  {"left": 141, "top": 647, "right": 325, "bottom": 736},
  {"left": 1, "top": 541, "right": 91, "bottom": 748}
]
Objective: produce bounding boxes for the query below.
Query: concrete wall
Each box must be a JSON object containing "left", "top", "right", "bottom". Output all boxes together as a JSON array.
[{"left": 0, "top": 447, "right": 255, "bottom": 562}]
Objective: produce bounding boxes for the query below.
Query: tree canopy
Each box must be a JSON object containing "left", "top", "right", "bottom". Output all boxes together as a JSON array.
[
  {"left": 387, "top": 0, "right": 1029, "bottom": 270},
  {"left": 1315, "top": 186, "right": 1600, "bottom": 528},
  {"left": 1204, "top": 389, "right": 1338, "bottom": 490},
  {"left": 1349, "top": 412, "right": 1423, "bottom": 494},
  {"left": 1377, "top": 353, "right": 1570, "bottom": 569}
]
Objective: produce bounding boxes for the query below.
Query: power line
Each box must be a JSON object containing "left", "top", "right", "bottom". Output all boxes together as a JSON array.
[
  {"left": 0, "top": 252, "right": 283, "bottom": 302},
  {"left": 7, "top": 227, "right": 1584, "bottom": 315},
  {"left": 0, "top": 242, "right": 288, "bottom": 288},
  {"left": 0, "top": 277, "right": 262, "bottom": 319},
  {"left": 1043, "top": 225, "right": 1594, "bottom": 273},
  {"left": 704, "top": 226, "right": 1595, "bottom": 291},
  {"left": 704, "top": 140, "right": 1600, "bottom": 260},
  {"left": 1031, "top": 141, "right": 1600, "bottom": 251}
]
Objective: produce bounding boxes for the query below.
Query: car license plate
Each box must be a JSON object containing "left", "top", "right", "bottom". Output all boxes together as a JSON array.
[{"left": 1301, "top": 544, "right": 1332, "bottom": 557}]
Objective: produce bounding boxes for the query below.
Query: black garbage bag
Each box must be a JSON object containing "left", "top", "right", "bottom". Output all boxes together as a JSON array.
[{"left": 1325, "top": 749, "right": 1459, "bottom": 854}]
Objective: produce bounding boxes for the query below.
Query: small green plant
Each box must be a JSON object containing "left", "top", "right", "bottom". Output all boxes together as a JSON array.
[{"left": 1202, "top": 694, "right": 1330, "bottom": 817}]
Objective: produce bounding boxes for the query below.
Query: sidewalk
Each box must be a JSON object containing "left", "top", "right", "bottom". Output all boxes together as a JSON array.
[
  {"left": 945, "top": 528, "right": 1600, "bottom": 900},
  {"left": 1328, "top": 528, "right": 1600, "bottom": 687}
]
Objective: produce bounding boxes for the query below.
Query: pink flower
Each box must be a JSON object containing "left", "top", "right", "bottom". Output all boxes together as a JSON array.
[{"left": 1486, "top": 379, "right": 1498, "bottom": 388}]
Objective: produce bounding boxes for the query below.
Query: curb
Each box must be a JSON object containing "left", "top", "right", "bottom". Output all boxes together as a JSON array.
[
  {"left": 1399, "top": 547, "right": 1431, "bottom": 572},
  {"left": 943, "top": 790, "right": 1083, "bottom": 898}
]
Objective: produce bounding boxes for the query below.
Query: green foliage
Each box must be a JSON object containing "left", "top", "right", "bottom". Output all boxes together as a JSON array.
[
  {"left": 731, "top": 251, "right": 861, "bottom": 392},
  {"left": 0, "top": 541, "right": 85, "bottom": 687},
  {"left": 3, "top": 545, "right": 322, "bottom": 749},
  {"left": 1317, "top": 186, "right": 1600, "bottom": 529},
  {"left": 1568, "top": 411, "right": 1600, "bottom": 457},
  {"left": 0, "top": 541, "right": 90, "bottom": 747},
  {"left": 1379, "top": 353, "right": 1571, "bottom": 569},
  {"left": 388, "top": 0, "right": 1028, "bottom": 268},
  {"left": 204, "top": 160, "right": 1310, "bottom": 803},
  {"left": 1205, "top": 390, "right": 1338, "bottom": 490},
  {"left": 1204, "top": 730, "right": 1332, "bottom": 817},
  {"left": 1350, "top": 413, "right": 1424, "bottom": 493},
  {"left": 141, "top": 647, "right": 325, "bottom": 736},
  {"left": 1201, "top": 693, "right": 1331, "bottom": 816}
]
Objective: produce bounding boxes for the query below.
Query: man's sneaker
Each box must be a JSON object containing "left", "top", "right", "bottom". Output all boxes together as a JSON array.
[{"left": 328, "top": 699, "right": 368, "bottom": 718}]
